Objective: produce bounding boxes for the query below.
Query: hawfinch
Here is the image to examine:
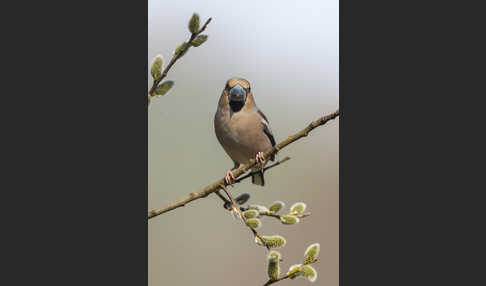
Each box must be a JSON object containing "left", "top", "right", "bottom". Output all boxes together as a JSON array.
[{"left": 214, "top": 77, "right": 276, "bottom": 186}]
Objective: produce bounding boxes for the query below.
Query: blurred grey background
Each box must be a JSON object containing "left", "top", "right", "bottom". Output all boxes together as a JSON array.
[{"left": 148, "top": 0, "right": 338, "bottom": 285}]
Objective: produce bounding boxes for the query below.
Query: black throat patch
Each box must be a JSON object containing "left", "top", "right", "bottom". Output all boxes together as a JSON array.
[{"left": 229, "top": 100, "right": 244, "bottom": 112}]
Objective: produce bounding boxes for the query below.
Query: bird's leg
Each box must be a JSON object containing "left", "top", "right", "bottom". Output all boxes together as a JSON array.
[
  {"left": 256, "top": 151, "right": 265, "bottom": 169},
  {"left": 224, "top": 161, "right": 240, "bottom": 186},
  {"left": 224, "top": 170, "right": 236, "bottom": 186}
]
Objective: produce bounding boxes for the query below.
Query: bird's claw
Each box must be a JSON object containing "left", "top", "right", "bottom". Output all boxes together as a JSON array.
[
  {"left": 225, "top": 169, "right": 236, "bottom": 186},
  {"left": 256, "top": 151, "right": 265, "bottom": 168}
]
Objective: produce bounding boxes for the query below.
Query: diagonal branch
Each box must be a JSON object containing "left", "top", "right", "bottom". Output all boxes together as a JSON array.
[
  {"left": 148, "top": 109, "right": 339, "bottom": 219},
  {"left": 149, "top": 17, "right": 212, "bottom": 98},
  {"left": 220, "top": 185, "right": 271, "bottom": 250}
]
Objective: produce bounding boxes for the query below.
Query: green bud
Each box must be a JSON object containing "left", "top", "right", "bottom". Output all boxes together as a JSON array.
[
  {"left": 268, "top": 201, "right": 285, "bottom": 213},
  {"left": 173, "top": 42, "right": 188, "bottom": 57},
  {"left": 280, "top": 215, "right": 299, "bottom": 225},
  {"left": 150, "top": 55, "right": 163, "bottom": 80},
  {"left": 245, "top": 218, "right": 261, "bottom": 229},
  {"left": 248, "top": 204, "right": 269, "bottom": 215},
  {"left": 248, "top": 204, "right": 262, "bottom": 210},
  {"left": 188, "top": 13, "right": 200, "bottom": 34},
  {"left": 255, "top": 235, "right": 286, "bottom": 249},
  {"left": 235, "top": 192, "right": 251, "bottom": 205},
  {"left": 268, "top": 250, "right": 281, "bottom": 261},
  {"left": 290, "top": 202, "right": 307, "bottom": 215},
  {"left": 267, "top": 251, "right": 281, "bottom": 281},
  {"left": 243, "top": 209, "right": 259, "bottom": 219},
  {"left": 155, "top": 80, "right": 174, "bottom": 96},
  {"left": 304, "top": 243, "right": 320, "bottom": 264},
  {"left": 191, "top": 34, "right": 208, "bottom": 47},
  {"left": 301, "top": 265, "right": 317, "bottom": 282},
  {"left": 287, "top": 264, "right": 302, "bottom": 279},
  {"left": 148, "top": 95, "right": 151, "bottom": 105}
]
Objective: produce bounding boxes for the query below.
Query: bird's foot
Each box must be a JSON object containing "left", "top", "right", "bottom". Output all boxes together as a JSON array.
[
  {"left": 225, "top": 169, "right": 236, "bottom": 186},
  {"left": 256, "top": 151, "right": 265, "bottom": 168}
]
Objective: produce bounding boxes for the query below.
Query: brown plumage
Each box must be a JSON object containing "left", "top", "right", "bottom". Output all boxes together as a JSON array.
[{"left": 214, "top": 77, "right": 276, "bottom": 186}]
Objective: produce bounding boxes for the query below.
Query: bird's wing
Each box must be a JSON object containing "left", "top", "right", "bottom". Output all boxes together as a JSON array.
[{"left": 258, "top": 109, "right": 276, "bottom": 147}]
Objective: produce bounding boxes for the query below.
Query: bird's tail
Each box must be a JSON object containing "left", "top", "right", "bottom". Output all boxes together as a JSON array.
[{"left": 251, "top": 169, "right": 265, "bottom": 186}]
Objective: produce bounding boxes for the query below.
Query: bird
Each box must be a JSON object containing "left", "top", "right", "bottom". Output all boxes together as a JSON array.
[{"left": 214, "top": 77, "right": 276, "bottom": 186}]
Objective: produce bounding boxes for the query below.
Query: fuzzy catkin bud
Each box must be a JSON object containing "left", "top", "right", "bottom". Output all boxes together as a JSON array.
[
  {"left": 267, "top": 250, "right": 281, "bottom": 281},
  {"left": 245, "top": 218, "right": 261, "bottom": 229},
  {"left": 248, "top": 204, "right": 270, "bottom": 215},
  {"left": 255, "top": 235, "right": 286, "bottom": 248},
  {"left": 287, "top": 264, "right": 302, "bottom": 279},
  {"left": 290, "top": 202, "right": 307, "bottom": 215},
  {"left": 150, "top": 55, "right": 163, "bottom": 80},
  {"left": 234, "top": 192, "right": 251, "bottom": 205},
  {"left": 268, "top": 201, "right": 285, "bottom": 213},
  {"left": 155, "top": 81, "right": 174, "bottom": 96},
  {"left": 243, "top": 209, "right": 259, "bottom": 219},
  {"left": 188, "top": 13, "right": 200, "bottom": 34},
  {"left": 173, "top": 42, "right": 188, "bottom": 57},
  {"left": 304, "top": 243, "right": 320, "bottom": 264},
  {"left": 280, "top": 215, "right": 299, "bottom": 225},
  {"left": 301, "top": 265, "right": 317, "bottom": 282},
  {"left": 191, "top": 35, "right": 208, "bottom": 47}
]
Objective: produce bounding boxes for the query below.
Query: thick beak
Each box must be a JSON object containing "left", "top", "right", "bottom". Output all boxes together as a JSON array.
[{"left": 229, "top": 84, "right": 247, "bottom": 103}]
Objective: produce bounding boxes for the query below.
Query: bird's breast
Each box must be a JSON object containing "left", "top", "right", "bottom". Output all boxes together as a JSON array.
[{"left": 214, "top": 109, "right": 272, "bottom": 164}]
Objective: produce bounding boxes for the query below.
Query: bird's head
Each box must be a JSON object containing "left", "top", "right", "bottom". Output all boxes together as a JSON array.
[{"left": 224, "top": 77, "right": 251, "bottom": 112}]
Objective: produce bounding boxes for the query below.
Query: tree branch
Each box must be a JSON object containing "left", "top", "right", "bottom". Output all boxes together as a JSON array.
[
  {"left": 148, "top": 109, "right": 339, "bottom": 219},
  {"left": 263, "top": 273, "right": 293, "bottom": 286},
  {"left": 233, "top": 156, "right": 291, "bottom": 184},
  {"left": 148, "top": 17, "right": 212, "bottom": 98},
  {"left": 220, "top": 185, "right": 271, "bottom": 250}
]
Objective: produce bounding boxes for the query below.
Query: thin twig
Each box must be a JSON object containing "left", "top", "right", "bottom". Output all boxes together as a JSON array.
[
  {"left": 263, "top": 273, "right": 293, "bottom": 286},
  {"left": 262, "top": 258, "right": 319, "bottom": 286},
  {"left": 220, "top": 185, "right": 270, "bottom": 250},
  {"left": 148, "top": 109, "right": 339, "bottom": 219},
  {"left": 239, "top": 206, "right": 312, "bottom": 221},
  {"left": 293, "top": 212, "right": 311, "bottom": 219},
  {"left": 148, "top": 17, "right": 212, "bottom": 98},
  {"left": 265, "top": 213, "right": 281, "bottom": 220},
  {"left": 263, "top": 212, "right": 311, "bottom": 220},
  {"left": 215, "top": 190, "right": 231, "bottom": 205},
  {"left": 233, "top": 156, "right": 291, "bottom": 183}
]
